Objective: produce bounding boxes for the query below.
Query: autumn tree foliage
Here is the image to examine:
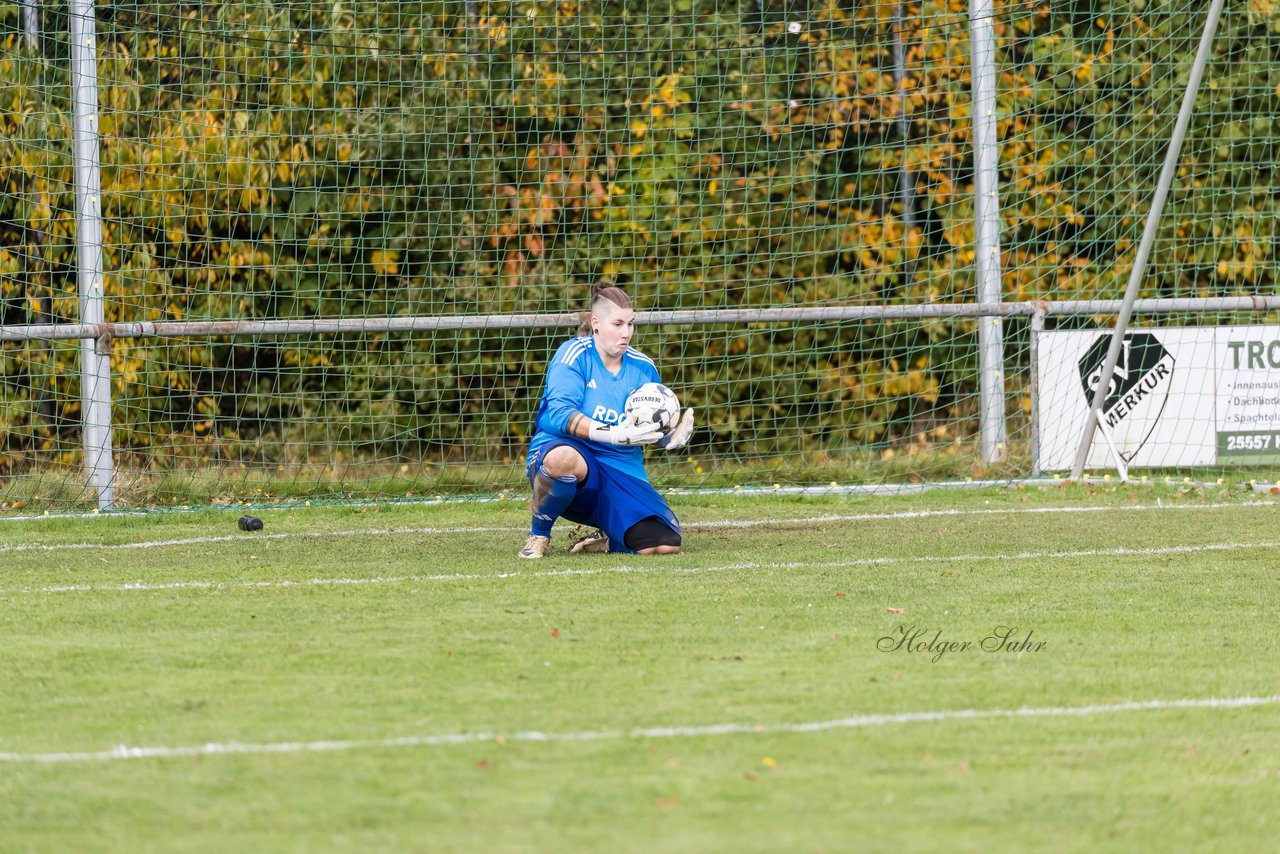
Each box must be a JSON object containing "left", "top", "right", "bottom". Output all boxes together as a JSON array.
[{"left": 1, "top": 1, "right": 1276, "bottom": 474}]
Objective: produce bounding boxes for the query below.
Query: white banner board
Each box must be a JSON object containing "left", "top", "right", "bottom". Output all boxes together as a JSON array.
[{"left": 1036, "top": 327, "right": 1280, "bottom": 470}]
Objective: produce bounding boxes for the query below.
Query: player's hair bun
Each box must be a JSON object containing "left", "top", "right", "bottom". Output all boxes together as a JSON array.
[{"left": 592, "top": 280, "right": 631, "bottom": 309}]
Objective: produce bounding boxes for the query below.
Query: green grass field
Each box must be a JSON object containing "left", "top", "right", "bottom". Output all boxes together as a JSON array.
[{"left": 3, "top": 485, "right": 1279, "bottom": 852}]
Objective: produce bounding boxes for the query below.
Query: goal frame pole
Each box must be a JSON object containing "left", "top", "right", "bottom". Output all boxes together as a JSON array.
[
  {"left": 70, "top": 0, "right": 114, "bottom": 510},
  {"left": 969, "top": 0, "right": 1006, "bottom": 464},
  {"left": 1070, "top": 0, "right": 1226, "bottom": 480}
]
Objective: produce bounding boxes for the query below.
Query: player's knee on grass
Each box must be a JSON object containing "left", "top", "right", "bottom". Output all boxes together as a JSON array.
[
  {"left": 541, "top": 444, "right": 588, "bottom": 481},
  {"left": 624, "top": 516, "right": 681, "bottom": 555}
]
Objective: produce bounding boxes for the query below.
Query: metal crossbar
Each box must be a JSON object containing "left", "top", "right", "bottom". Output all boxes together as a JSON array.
[{"left": 6, "top": 298, "right": 1280, "bottom": 343}]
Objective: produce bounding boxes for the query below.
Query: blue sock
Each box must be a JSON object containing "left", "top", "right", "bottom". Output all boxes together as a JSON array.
[{"left": 529, "top": 464, "right": 578, "bottom": 538}]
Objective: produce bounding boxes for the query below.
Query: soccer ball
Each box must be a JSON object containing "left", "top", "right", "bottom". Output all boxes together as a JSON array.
[{"left": 625, "top": 382, "right": 681, "bottom": 434}]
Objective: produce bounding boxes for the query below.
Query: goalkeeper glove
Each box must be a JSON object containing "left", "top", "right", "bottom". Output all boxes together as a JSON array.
[
  {"left": 660, "top": 408, "right": 695, "bottom": 451},
  {"left": 588, "top": 416, "right": 664, "bottom": 446}
]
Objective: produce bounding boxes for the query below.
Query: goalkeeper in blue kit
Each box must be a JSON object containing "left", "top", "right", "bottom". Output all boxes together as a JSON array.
[{"left": 520, "top": 282, "right": 695, "bottom": 559}]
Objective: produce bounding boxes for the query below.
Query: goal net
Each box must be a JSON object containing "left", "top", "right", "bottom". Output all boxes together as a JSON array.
[{"left": 1, "top": 0, "right": 1277, "bottom": 511}]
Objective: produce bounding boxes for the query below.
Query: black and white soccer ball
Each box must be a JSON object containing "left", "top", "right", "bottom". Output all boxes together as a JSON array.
[{"left": 625, "top": 382, "right": 681, "bottom": 434}]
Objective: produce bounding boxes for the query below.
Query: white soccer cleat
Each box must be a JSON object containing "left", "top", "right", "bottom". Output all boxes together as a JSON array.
[
  {"left": 519, "top": 534, "right": 551, "bottom": 559},
  {"left": 569, "top": 529, "right": 609, "bottom": 554}
]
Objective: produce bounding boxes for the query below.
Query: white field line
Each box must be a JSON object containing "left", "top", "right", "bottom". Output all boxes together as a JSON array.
[
  {"left": 0, "top": 526, "right": 512, "bottom": 555},
  {"left": 2, "top": 694, "right": 1276, "bottom": 764},
  {"left": 11, "top": 539, "right": 1279, "bottom": 595},
  {"left": 1, "top": 499, "right": 1275, "bottom": 556}
]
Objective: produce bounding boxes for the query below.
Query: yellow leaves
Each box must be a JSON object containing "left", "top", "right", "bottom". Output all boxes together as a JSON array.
[
  {"left": 656, "top": 74, "right": 691, "bottom": 110},
  {"left": 370, "top": 250, "right": 400, "bottom": 277},
  {"left": 629, "top": 73, "right": 692, "bottom": 143},
  {"left": 540, "top": 68, "right": 567, "bottom": 91},
  {"left": 199, "top": 110, "right": 224, "bottom": 138},
  {"left": 531, "top": 191, "right": 558, "bottom": 227},
  {"left": 1074, "top": 54, "right": 1096, "bottom": 83},
  {"left": 1215, "top": 225, "right": 1264, "bottom": 284},
  {"left": 477, "top": 14, "right": 509, "bottom": 45},
  {"left": 342, "top": 192, "right": 373, "bottom": 214},
  {"left": 235, "top": 187, "right": 258, "bottom": 211},
  {"left": 114, "top": 355, "right": 145, "bottom": 387},
  {"left": 26, "top": 202, "right": 52, "bottom": 230},
  {"left": 853, "top": 0, "right": 898, "bottom": 22}
]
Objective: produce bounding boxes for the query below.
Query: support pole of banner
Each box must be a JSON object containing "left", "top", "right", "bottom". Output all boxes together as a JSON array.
[
  {"left": 1094, "top": 421, "right": 1130, "bottom": 483},
  {"left": 1070, "top": 0, "right": 1224, "bottom": 480},
  {"left": 70, "top": 0, "right": 114, "bottom": 509}
]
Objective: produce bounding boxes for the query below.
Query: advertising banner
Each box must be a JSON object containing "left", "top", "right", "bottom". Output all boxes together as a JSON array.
[{"left": 1035, "top": 327, "right": 1280, "bottom": 470}]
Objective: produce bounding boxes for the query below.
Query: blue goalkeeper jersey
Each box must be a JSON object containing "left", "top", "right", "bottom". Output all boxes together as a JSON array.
[{"left": 527, "top": 336, "right": 662, "bottom": 482}]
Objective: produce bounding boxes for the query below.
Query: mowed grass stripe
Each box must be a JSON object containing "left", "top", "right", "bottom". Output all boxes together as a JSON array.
[
  {"left": 2, "top": 499, "right": 1277, "bottom": 554},
  {"left": 9, "top": 538, "right": 1279, "bottom": 595}
]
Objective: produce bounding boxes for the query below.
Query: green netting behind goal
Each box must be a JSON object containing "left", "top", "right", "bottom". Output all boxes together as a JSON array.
[{"left": 1, "top": 1, "right": 1278, "bottom": 510}]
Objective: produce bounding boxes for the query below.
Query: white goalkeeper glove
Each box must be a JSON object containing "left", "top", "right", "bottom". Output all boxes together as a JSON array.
[
  {"left": 588, "top": 416, "right": 664, "bottom": 446},
  {"left": 659, "top": 408, "right": 695, "bottom": 451}
]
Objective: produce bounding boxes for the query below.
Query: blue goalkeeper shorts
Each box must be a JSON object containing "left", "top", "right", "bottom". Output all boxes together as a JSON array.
[{"left": 527, "top": 443, "right": 680, "bottom": 554}]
